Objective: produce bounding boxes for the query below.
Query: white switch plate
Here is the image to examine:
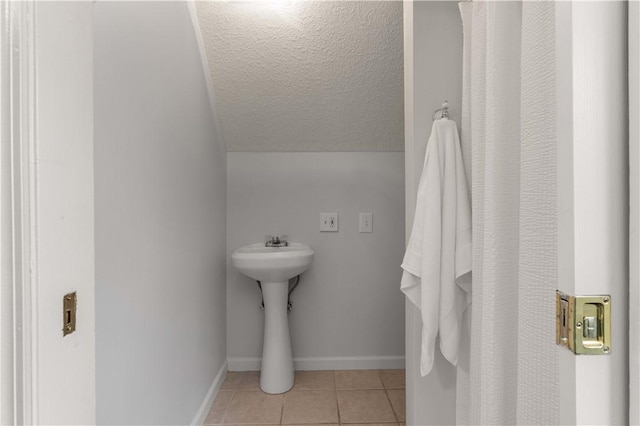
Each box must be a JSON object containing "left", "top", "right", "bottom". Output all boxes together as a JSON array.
[
  {"left": 359, "top": 212, "right": 373, "bottom": 233},
  {"left": 320, "top": 213, "right": 339, "bottom": 232}
]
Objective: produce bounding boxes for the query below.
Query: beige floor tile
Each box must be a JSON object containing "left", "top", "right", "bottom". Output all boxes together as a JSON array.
[
  {"left": 282, "top": 390, "right": 339, "bottom": 424},
  {"left": 292, "top": 371, "right": 335, "bottom": 390},
  {"left": 386, "top": 390, "right": 405, "bottom": 422},
  {"left": 341, "top": 424, "right": 399, "bottom": 426},
  {"left": 221, "top": 372, "right": 243, "bottom": 390},
  {"left": 337, "top": 390, "right": 396, "bottom": 424},
  {"left": 204, "top": 391, "right": 234, "bottom": 425},
  {"left": 204, "top": 390, "right": 233, "bottom": 425},
  {"left": 285, "top": 424, "right": 339, "bottom": 426},
  {"left": 222, "top": 391, "right": 283, "bottom": 424},
  {"left": 236, "top": 371, "right": 262, "bottom": 391},
  {"left": 379, "top": 370, "right": 405, "bottom": 390},
  {"left": 335, "top": 370, "right": 384, "bottom": 390}
]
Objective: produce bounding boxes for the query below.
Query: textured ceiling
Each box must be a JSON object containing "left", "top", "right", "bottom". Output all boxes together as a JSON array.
[{"left": 196, "top": 1, "right": 404, "bottom": 152}]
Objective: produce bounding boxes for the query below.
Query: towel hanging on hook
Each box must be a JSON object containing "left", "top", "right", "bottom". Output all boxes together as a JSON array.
[{"left": 432, "top": 100, "right": 450, "bottom": 121}]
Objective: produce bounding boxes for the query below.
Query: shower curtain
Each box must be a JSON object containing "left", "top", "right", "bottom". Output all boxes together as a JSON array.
[{"left": 456, "top": 2, "right": 559, "bottom": 424}]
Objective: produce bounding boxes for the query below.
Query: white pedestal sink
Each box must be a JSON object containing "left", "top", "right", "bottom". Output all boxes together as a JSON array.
[{"left": 231, "top": 242, "right": 314, "bottom": 394}]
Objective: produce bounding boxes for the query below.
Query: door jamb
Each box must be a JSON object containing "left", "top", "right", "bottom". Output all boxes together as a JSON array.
[
  {"left": 629, "top": 2, "right": 639, "bottom": 424},
  {"left": 1, "top": 1, "right": 38, "bottom": 423}
]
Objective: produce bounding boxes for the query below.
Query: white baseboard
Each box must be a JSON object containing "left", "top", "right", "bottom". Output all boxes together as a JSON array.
[
  {"left": 295, "top": 356, "right": 406, "bottom": 371},
  {"left": 227, "top": 357, "right": 262, "bottom": 371},
  {"left": 191, "top": 360, "right": 228, "bottom": 426},
  {"left": 227, "top": 356, "right": 405, "bottom": 372}
]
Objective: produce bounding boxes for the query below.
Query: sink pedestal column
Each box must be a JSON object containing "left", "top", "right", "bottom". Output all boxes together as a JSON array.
[{"left": 260, "top": 281, "right": 294, "bottom": 394}]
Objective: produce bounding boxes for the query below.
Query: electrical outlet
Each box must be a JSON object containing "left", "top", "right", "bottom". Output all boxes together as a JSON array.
[
  {"left": 359, "top": 212, "right": 373, "bottom": 233},
  {"left": 320, "top": 213, "right": 339, "bottom": 232}
]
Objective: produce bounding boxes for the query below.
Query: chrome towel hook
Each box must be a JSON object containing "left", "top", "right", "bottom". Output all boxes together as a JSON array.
[{"left": 432, "top": 100, "right": 450, "bottom": 121}]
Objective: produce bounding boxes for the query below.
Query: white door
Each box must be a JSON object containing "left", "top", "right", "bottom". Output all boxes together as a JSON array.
[
  {"left": 556, "top": 2, "right": 629, "bottom": 423},
  {"left": 1, "top": 1, "right": 96, "bottom": 424},
  {"left": 404, "top": 1, "right": 631, "bottom": 424}
]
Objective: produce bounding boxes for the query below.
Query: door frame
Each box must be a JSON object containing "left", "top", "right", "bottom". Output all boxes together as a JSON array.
[
  {"left": 629, "top": 2, "right": 639, "bottom": 424},
  {"left": 2, "top": 2, "right": 96, "bottom": 424},
  {"left": 556, "top": 2, "right": 628, "bottom": 424},
  {"left": 1, "top": 1, "right": 37, "bottom": 423}
]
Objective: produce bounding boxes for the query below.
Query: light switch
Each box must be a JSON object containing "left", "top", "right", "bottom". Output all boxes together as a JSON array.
[
  {"left": 359, "top": 212, "right": 373, "bottom": 233},
  {"left": 320, "top": 213, "right": 338, "bottom": 232}
]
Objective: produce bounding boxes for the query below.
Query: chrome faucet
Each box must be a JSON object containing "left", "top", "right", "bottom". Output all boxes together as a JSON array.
[{"left": 265, "top": 235, "right": 288, "bottom": 247}]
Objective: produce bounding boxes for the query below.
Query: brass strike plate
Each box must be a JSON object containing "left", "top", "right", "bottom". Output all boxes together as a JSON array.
[
  {"left": 63, "top": 292, "right": 77, "bottom": 336},
  {"left": 556, "top": 291, "right": 610, "bottom": 355}
]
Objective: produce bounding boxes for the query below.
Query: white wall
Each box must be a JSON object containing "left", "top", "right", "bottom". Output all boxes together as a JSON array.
[
  {"left": 404, "top": 2, "right": 463, "bottom": 425},
  {"left": 94, "top": 2, "right": 227, "bottom": 424},
  {"left": 227, "top": 152, "right": 405, "bottom": 370}
]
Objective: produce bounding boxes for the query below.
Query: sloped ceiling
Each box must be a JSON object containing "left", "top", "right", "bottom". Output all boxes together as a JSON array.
[{"left": 196, "top": 1, "right": 404, "bottom": 152}]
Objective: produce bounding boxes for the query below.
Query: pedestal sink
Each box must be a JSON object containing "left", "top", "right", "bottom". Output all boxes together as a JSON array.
[{"left": 231, "top": 241, "right": 314, "bottom": 394}]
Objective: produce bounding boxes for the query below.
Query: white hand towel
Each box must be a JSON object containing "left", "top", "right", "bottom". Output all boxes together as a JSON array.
[{"left": 401, "top": 118, "right": 472, "bottom": 376}]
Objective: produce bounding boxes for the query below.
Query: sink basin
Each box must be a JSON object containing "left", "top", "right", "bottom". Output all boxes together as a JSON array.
[{"left": 231, "top": 242, "right": 314, "bottom": 282}]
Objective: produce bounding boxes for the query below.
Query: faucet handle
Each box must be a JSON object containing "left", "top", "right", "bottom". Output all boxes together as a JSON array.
[{"left": 264, "top": 234, "right": 288, "bottom": 247}]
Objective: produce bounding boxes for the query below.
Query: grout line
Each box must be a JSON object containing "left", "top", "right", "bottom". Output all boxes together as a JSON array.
[
  {"left": 279, "top": 390, "right": 285, "bottom": 425},
  {"left": 333, "top": 371, "right": 342, "bottom": 425},
  {"left": 218, "top": 390, "right": 235, "bottom": 425},
  {"left": 335, "top": 389, "right": 341, "bottom": 425},
  {"left": 384, "top": 388, "right": 400, "bottom": 424},
  {"left": 379, "top": 368, "right": 387, "bottom": 391},
  {"left": 331, "top": 369, "right": 337, "bottom": 391}
]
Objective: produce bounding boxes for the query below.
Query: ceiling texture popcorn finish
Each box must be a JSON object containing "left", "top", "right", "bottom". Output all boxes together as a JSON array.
[{"left": 196, "top": 1, "right": 404, "bottom": 152}]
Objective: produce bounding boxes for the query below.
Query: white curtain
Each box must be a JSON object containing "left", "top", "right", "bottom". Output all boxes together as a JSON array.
[{"left": 456, "top": 2, "right": 559, "bottom": 424}]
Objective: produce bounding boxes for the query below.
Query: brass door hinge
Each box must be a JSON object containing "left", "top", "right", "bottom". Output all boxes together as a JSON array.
[{"left": 556, "top": 291, "right": 611, "bottom": 355}]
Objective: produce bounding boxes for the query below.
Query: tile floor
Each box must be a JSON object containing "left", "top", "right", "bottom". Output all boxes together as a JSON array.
[{"left": 204, "top": 369, "right": 406, "bottom": 426}]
